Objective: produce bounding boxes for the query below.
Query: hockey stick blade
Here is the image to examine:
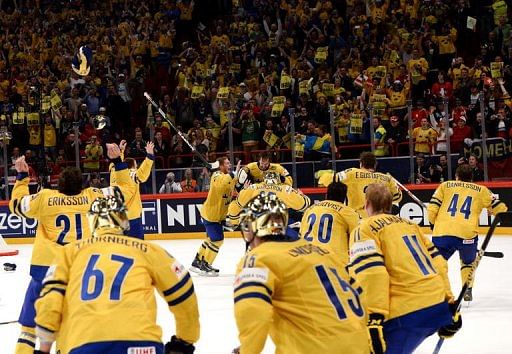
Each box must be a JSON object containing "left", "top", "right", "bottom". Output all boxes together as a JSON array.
[
  {"left": 433, "top": 212, "right": 512, "bottom": 354},
  {"left": 484, "top": 251, "right": 504, "bottom": 258}
]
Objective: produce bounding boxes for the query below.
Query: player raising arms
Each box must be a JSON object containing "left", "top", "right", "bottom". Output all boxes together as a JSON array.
[
  {"left": 190, "top": 156, "right": 240, "bottom": 276},
  {"left": 34, "top": 194, "right": 199, "bottom": 354},
  {"left": 427, "top": 164, "right": 508, "bottom": 301},
  {"left": 238, "top": 151, "right": 292, "bottom": 187},
  {"left": 109, "top": 140, "right": 155, "bottom": 239},
  {"left": 226, "top": 171, "right": 310, "bottom": 238},
  {"left": 335, "top": 152, "right": 402, "bottom": 218},
  {"left": 9, "top": 157, "right": 121, "bottom": 354},
  {"left": 350, "top": 183, "right": 460, "bottom": 354},
  {"left": 300, "top": 182, "right": 359, "bottom": 263},
  {"left": 233, "top": 192, "right": 369, "bottom": 354}
]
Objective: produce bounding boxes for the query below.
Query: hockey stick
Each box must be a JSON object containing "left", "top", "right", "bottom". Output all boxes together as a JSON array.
[
  {"left": 391, "top": 176, "right": 427, "bottom": 208},
  {"left": 432, "top": 212, "right": 512, "bottom": 354},
  {"left": 0, "top": 320, "right": 17, "bottom": 325},
  {"left": 483, "top": 251, "right": 504, "bottom": 258},
  {"left": 143, "top": 92, "right": 212, "bottom": 169}
]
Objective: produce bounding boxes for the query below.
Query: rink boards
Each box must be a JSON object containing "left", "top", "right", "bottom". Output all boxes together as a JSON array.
[{"left": 2, "top": 182, "right": 512, "bottom": 243}]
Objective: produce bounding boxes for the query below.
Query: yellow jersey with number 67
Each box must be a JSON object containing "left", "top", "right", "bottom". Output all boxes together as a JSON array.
[
  {"left": 234, "top": 239, "right": 369, "bottom": 354},
  {"left": 300, "top": 200, "right": 360, "bottom": 264},
  {"left": 427, "top": 181, "right": 508, "bottom": 239},
  {"left": 335, "top": 168, "right": 402, "bottom": 218},
  {"left": 35, "top": 230, "right": 200, "bottom": 353},
  {"left": 349, "top": 214, "right": 453, "bottom": 320}
]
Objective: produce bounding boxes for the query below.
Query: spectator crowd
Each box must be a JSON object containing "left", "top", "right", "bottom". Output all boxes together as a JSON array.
[{"left": 1, "top": 0, "right": 512, "bottom": 187}]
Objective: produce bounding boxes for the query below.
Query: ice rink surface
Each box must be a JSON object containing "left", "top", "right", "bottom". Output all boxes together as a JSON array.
[{"left": 1, "top": 236, "right": 512, "bottom": 354}]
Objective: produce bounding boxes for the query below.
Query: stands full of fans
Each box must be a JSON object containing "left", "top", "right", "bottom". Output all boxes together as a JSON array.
[{"left": 0, "top": 0, "right": 511, "bottom": 188}]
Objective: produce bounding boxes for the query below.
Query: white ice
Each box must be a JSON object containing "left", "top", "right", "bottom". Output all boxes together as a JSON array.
[{"left": 1, "top": 236, "right": 512, "bottom": 354}]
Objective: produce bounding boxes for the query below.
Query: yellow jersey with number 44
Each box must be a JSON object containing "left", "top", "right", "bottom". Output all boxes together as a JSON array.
[
  {"left": 9, "top": 177, "right": 112, "bottom": 278},
  {"left": 335, "top": 168, "right": 402, "bottom": 218},
  {"left": 349, "top": 215, "right": 453, "bottom": 320},
  {"left": 234, "top": 239, "right": 369, "bottom": 354},
  {"left": 427, "top": 181, "right": 508, "bottom": 239},
  {"left": 200, "top": 171, "right": 236, "bottom": 222},
  {"left": 300, "top": 200, "right": 360, "bottom": 264},
  {"left": 35, "top": 230, "right": 200, "bottom": 353}
]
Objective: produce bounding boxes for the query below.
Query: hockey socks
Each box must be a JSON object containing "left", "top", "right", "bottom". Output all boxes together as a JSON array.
[
  {"left": 200, "top": 240, "right": 224, "bottom": 265},
  {"left": 460, "top": 262, "right": 475, "bottom": 288},
  {"left": 15, "top": 326, "right": 36, "bottom": 354}
]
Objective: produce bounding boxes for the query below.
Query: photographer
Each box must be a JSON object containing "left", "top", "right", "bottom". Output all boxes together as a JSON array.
[{"left": 159, "top": 172, "right": 182, "bottom": 193}]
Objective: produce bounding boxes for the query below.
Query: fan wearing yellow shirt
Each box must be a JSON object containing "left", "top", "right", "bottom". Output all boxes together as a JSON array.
[
  {"left": 407, "top": 48, "right": 429, "bottom": 99},
  {"left": 427, "top": 164, "right": 508, "bottom": 301},
  {"left": 34, "top": 195, "right": 199, "bottom": 354},
  {"left": 239, "top": 151, "right": 293, "bottom": 187},
  {"left": 190, "top": 157, "right": 240, "bottom": 276},
  {"left": 350, "top": 183, "right": 460, "bottom": 354},
  {"left": 412, "top": 117, "right": 437, "bottom": 154},
  {"left": 9, "top": 159, "right": 120, "bottom": 354},
  {"left": 335, "top": 152, "right": 402, "bottom": 218},
  {"left": 300, "top": 182, "right": 359, "bottom": 264},
  {"left": 232, "top": 192, "right": 369, "bottom": 354}
]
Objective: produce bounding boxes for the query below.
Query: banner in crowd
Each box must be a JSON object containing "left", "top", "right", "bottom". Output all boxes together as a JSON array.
[
  {"left": 465, "top": 137, "right": 512, "bottom": 179},
  {"left": 2, "top": 183, "right": 511, "bottom": 242}
]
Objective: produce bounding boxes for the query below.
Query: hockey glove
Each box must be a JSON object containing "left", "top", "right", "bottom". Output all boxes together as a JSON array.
[
  {"left": 368, "top": 313, "right": 386, "bottom": 354},
  {"left": 438, "top": 303, "right": 462, "bottom": 339},
  {"left": 165, "top": 336, "right": 195, "bottom": 354}
]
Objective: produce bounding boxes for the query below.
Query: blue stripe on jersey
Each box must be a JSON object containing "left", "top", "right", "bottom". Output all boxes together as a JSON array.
[
  {"left": 17, "top": 338, "right": 35, "bottom": 348},
  {"left": 167, "top": 284, "right": 195, "bottom": 307},
  {"left": 42, "top": 280, "right": 68, "bottom": 287},
  {"left": 163, "top": 273, "right": 191, "bottom": 297},
  {"left": 354, "top": 261, "right": 385, "bottom": 274},
  {"left": 234, "top": 292, "right": 272, "bottom": 305},
  {"left": 234, "top": 282, "right": 273, "bottom": 296},
  {"left": 40, "top": 287, "right": 65, "bottom": 298},
  {"left": 349, "top": 253, "right": 384, "bottom": 268},
  {"left": 430, "top": 251, "right": 441, "bottom": 258}
]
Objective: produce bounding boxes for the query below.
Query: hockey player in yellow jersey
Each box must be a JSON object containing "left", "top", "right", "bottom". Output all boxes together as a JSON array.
[
  {"left": 427, "top": 164, "right": 508, "bottom": 301},
  {"left": 335, "top": 151, "right": 402, "bottom": 218},
  {"left": 191, "top": 156, "right": 240, "bottom": 276},
  {"left": 34, "top": 194, "right": 199, "bottom": 354},
  {"left": 9, "top": 157, "right": 121, "bottom": 354},
  {"left": 350, "top": 183, "right": 460, "bottom": 354},
  {"left": 300, "top": 181, "right": 359, "bottom": 264},
  {"left": 239, "top": 151, "right": 292, "bottom": 187},
  {"left": 109, "top": 139, "right": 154, "bottom": 239},
  {"left": 227, "top": 171, "right": 310, "bottom": 239},
  {"left": 233, "top": 191, "right": 369, "bottom": 354}
]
